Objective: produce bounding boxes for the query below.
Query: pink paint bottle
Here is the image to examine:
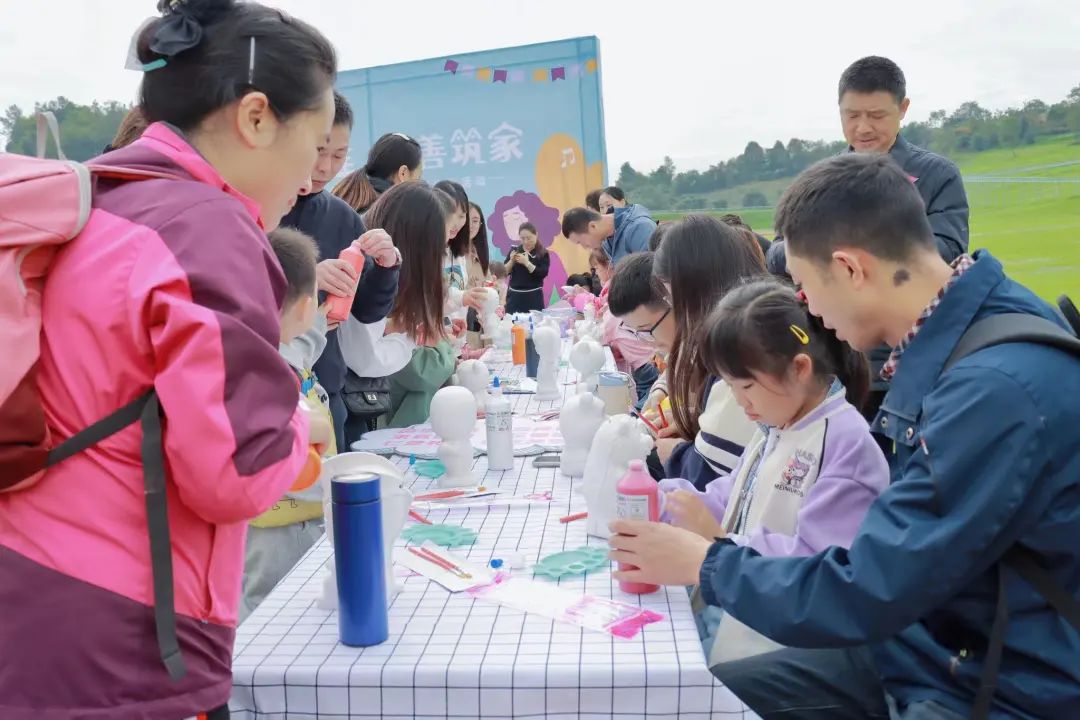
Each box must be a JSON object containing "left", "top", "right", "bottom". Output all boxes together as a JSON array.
[
  {"left": 615, "top": 459, "right": 659, "bottom": 595},
  {"left": 325, "top": 245, "right": 365, "bottom": 323}
]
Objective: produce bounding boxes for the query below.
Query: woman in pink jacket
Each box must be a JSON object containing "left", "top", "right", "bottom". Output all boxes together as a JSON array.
[{"left": 0, "top": 1, "right": 339, "bottom": 718}]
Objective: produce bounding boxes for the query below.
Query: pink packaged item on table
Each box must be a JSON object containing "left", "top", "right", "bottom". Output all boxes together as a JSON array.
[{"left": 468, "top": 573, "right": 664, "bottom": 639}]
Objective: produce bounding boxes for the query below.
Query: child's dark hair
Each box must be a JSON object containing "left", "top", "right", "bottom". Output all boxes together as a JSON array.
[
  {"left": 489, "top": 261, "right": 508, "bottom": 279},
  {"left": 362, "top": 181, "right": 447, "bottom": 343},
  {"left": 137, "top": 0, "right": 336, "bottom": 131},
  {"left": 701, "top": 279, "right": 869, "bottom": 411},
  {"left": 517, "top": 221, "right": 548, "bottom": 257},
  {"left": 647, "top": 222, "right": 671, "bottom": 252},
  {"left": 434, "top": 180, "right": 471, "bottom": 258},
  {"left": 469, "top": 202, "right": 490, "bottom": 275},
  {"left": 566, "top": 273, "right": 592, "bottom": 289},
  {"left": 588, "top": 248, "right": 611, "bottom": 270},
  {"left": 267, "top": 227, "right": 319, "bottom": 307}
]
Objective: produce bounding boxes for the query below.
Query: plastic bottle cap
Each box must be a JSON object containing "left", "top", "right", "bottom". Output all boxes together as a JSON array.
[
  {"left": 493, "top": 376, "right": 501, "bottom": 389},
  {"left": 489, "top": 558, "right": 504, "bottom": 569},
  {"left": 628, "top": 460, "right": 645, "bottom": 472}
]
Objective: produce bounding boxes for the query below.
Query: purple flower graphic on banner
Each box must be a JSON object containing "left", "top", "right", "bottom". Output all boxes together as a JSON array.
[
  {"left": 493, "top": 69, "right": 508, "bottom": 83},
  {"left": 551, "top": 66, "right": 566, "bottom": 81},
  {"left": 488, "top": 191, "right": 567, "bottom": 303}
]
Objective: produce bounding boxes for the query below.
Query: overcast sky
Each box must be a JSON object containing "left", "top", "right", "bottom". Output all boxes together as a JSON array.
[{"left": 2, "top": 0, "right": 1078, "bottom": 171}]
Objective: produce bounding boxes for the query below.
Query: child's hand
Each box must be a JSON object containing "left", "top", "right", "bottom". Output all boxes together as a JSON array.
[
  {"left": 450, "top": 317, "right": 467, "bottom": 339},
  {"left": 301, "top": 399, "right": 333, "bottom": 449},
  {"left": 655, "top": 423, "right": 682, "bottom": 439},
  {"left": 317, "top": 258, "right": 359, "bottom": 296},
  {"left": 318, "top": 301, "right": 341, "bottom": 332},
  {"left": 641, "top": 388, "right": 666, "bottom": 416},
  {"left": 664, "top": 490, "right": 725, "bottom": 540},
  {"left": 655, "top": 437, "right": 683, "bottom": 463},
  {"left": 355, "top": 229, "right": 399, "bottom": 268}
]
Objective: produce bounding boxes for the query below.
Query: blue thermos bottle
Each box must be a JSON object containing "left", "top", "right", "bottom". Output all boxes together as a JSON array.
[{"left": 331, "top": 472, "right": 389, "bottom": 647}]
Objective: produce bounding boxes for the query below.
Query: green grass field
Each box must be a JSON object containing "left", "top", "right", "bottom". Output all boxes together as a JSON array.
[{"left": 658, "top": 134, "right": 1080, "bottom": 302}]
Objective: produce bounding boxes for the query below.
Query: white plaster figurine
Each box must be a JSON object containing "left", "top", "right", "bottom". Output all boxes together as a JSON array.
[
  {"left": 569, "top": 337, "right": 606, "bottom": 393},
  {"left": 559, "top": 392, "right": 606, "bottom": 476},
  {"left": 319, "top": 453, "right": 414, "bottom": 609},
  {"left": 456, "top": 359, "right": 490, "bottom": 412},
  {"left": 476, "top": 287, "right": 501, "bottom": 342},
  {"left": 581, "top": 415, "right": 653, "bottom": 538},
  {"left": 533, "top": 325, "right": 561, "bottom": 401},
  {"left": 430, "top": 386, "right": 478, "bottom": 488}
]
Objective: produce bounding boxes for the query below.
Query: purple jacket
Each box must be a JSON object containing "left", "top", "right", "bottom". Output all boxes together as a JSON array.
[{"left": 660, "top": 391, "right": 889, "bottom": 558}]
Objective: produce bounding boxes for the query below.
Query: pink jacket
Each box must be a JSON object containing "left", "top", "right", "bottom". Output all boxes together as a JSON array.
[{"left": 0, "top": 123, "right": 309, "bottom": 719}]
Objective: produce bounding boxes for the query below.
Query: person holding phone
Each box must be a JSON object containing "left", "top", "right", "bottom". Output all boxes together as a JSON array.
[{"left": 504, "top": 222, "right": 550, "bottom": 314}]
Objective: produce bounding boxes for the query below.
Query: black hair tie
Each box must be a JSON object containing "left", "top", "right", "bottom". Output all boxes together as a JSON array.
[{"left": 149, "top": 2, "right": 204, "bottom": 57}]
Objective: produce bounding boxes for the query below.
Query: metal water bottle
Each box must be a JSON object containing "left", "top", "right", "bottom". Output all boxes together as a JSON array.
[{"left": 331, "top": 471, "right": 389, "bottom": 646}]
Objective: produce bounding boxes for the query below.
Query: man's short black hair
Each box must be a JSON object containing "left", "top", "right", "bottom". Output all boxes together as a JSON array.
[
  {"left": 607, "top": 252, "right": 666, "bottom": 317},
  {"left": 775, "top": 153, "right": 934, "bottom": 266},
  {"left": 268, "top": 227, "right": 320, "bottom": 307},
  {"left": 561, "top": 207, "right": 602, "bottom": 238},
  {"left": 333, "top": 91, "right": 354, "bottom": 129},
  {"left": 838, "top": 56, "right": 906, "bottom": 105}
]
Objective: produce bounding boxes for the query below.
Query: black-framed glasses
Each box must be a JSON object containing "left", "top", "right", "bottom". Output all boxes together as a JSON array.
[{"left": 623, "top": 307, "right": 671, "bottom": 340}]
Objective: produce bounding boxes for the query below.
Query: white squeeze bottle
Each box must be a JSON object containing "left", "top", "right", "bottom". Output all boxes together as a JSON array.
[{"left": 485, "top": 376, "right": 514, "bottom": 470}]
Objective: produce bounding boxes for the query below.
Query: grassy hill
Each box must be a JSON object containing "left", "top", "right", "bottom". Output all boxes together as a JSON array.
[{"left": 657, "top": 134, "right": 1080, "bottom": 302}]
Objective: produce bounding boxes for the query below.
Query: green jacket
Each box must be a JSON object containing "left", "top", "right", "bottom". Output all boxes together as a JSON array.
[{"left": 387, "top": 341, "right": 456, "bottom": 428}]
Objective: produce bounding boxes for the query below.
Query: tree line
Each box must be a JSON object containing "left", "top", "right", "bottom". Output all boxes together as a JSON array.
[
  {"left": 3, "top": 97, "right": 132, "bottom": 161},
  {"left": 618, "top": 83, "right": 1080, "bottom": 211}
]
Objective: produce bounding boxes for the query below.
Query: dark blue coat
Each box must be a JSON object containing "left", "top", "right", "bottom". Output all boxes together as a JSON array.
[{"left": 700, "top": 252, "right": 1080, "bottom": 719}]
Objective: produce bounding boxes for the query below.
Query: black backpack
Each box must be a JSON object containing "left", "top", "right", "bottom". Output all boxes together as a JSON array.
[{"left": 941, "top": 296, "right": 1080, "bottom": 719}]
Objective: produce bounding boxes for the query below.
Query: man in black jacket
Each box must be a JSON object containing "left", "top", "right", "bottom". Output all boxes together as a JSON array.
[
  {"left": 281, "top": 92, "right": 400, "bottom": 448},
  {"left": 770, "top": 57, "right": 970, "bottom": 433}
]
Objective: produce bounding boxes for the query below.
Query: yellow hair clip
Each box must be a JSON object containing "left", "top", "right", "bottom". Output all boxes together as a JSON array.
[{"left": 789, "top": 324, "right": 810, "bottom": 345}]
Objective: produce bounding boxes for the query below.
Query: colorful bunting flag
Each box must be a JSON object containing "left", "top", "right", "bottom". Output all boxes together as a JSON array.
[{"left": 441, "top": 57, "right": 598, "bottom": 84}]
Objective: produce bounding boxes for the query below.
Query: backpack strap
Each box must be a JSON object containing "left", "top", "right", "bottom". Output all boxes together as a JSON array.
[
  {"left": 944, "top": 312, "right": 1080, "bottom": 373},
  {"left": 46, "top": 392, "right": 154, "bottom": 467},
  {"left": 944, "top": 313, "right": 1080, "bottom": 719},
  {"left": 139, "top": 392, "right": 187, "bottom": 681},
  {"left": 35, "top": 112, "right": 65, "bottom": 160},
  {"left": 1004, "top": 546, "right": 1080, "bottom": 630},
  {"left": 45, "top": 391, "right": 187, "bottom": 682}
]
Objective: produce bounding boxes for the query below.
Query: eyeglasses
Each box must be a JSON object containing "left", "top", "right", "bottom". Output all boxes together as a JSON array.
[{"left": 624, "top": 307, "right": 671, "bottom": 340}]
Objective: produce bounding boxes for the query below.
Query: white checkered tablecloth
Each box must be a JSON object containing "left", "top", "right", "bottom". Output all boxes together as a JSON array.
[{"left": 230, "top": 342, "right": 758, "bottom": 720}]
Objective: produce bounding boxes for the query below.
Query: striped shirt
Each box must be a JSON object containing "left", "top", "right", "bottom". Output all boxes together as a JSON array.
[{"left": 694, "top": 378, "right": 758, "bottom": 475}]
